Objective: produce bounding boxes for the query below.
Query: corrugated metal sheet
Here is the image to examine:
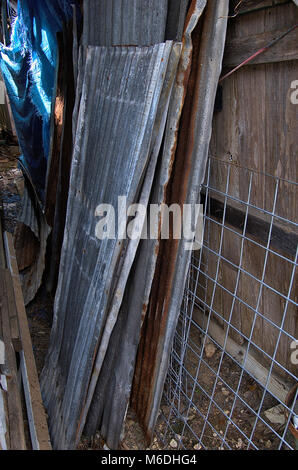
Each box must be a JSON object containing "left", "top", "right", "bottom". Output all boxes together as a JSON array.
[
  {"left": 131, "top": 0, "right": 229, "bottom": 441},
  {"left": 16, "top": 183, "right": 51, "bottom": 305},
  {"left": 82, "top": 0, "right": 168, "bottom": 46},
  {"left": 80, "top": 42, "right": 182, "bottom": 449},
  {"left": 41, "top": 42, "right": 177, "bottom": 449},
  {"left": 83, "top": 0, "right": 209, "bottom": 447},
  {"left": 165, "top": 0, "right": 190, "bottom": 41},
  {"left": 17, "top": 184, "right": 39, "bottom": 239}
]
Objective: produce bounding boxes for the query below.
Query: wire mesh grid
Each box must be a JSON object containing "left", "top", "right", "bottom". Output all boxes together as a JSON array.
[{"left": 154, "top": 156, "right": 298, "bottom": 450}]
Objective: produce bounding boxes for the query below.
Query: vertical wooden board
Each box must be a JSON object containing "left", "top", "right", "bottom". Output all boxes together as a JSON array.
[
  {"left": 221, "top": 226, "right": 243, "bottom": 343},
  {"left": 226, "top": 2, "right": 297, "bottom": 40},
  {"left": 0, "top": 270, "right": 26, "bottom": 450},
  {"left": 207, "top": 3, "right": 298, "bottom": 375},
  {"left": 264, "top": 59, "right": 298, "bottom": 223},
  {"left": 211, "top": 64, "right": 268, "bottom": 212},
  {"left": 0, "top": 215, "right": 6, "bottom": 269},
  {"left": 241, "top": 238, "right": 266, "bottom": 350},
  {"left": 261, "top": 249, "right": 297, "bottom": 377},
  {"left": 5, "top": 269, "right": 21, "bottom": 352},
  {"left": 203, "top": 222, "right": 224, "bottom": 328}
]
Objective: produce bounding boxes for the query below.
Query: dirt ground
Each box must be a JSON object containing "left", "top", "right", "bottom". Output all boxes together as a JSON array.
[
  {"left": 1, "top": 146, "right": 296, "bottom": 451},
  {"left": 152, "top": 322, "right": 297, "bottom": 451}
]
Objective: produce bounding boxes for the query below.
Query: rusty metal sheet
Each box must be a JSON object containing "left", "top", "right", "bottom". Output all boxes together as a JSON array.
[
  {"left": 41, "top": 42, "right": 175, "bottom": 450},
  {"left": 131, "top": 0, "right": 229, "bottom": 442}
]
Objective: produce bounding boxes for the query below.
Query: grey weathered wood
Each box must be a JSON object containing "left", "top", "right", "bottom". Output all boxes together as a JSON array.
[
  {"left": 210, "top": 1, "right": 298, "bottom": 378},
  {"left": 200, "top": 192, "right": 298, "bottom": 256},
  {"left": 0, "top": 269, "right": 26, "bottom": 450},
  {"left": 0, "top": 211, "right": 6, "bottom": 269},
  {"left": 3, "top": 232, "right": 52, "bottom": 450},
  {"left": 223, "top": 26, "right": 298, "bottom": 67},
  {"left": 5, "top": 268, "right": 22, "bottom": 352}
]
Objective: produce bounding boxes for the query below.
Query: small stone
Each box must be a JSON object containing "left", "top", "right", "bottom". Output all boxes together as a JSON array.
[
  {"left": 265, "top": 440, "right": 271, "bottom": 448},
  {"left": 236, "top": 438, "right": 243, "bottom": 449},
  {"left": 170, "top": 439, "right": 178, "bottom": 449},
  {"left": 221, "top": 387, "right": 229, "bottom": 396},
  {"left": 205, "top": 342, "right": 216, "bottom": 358},
  {"left": 194, "top": 443, "right": 202, "bottom": 450},
  {"left": 264, "top": 404, "right": 286, "bottom": 425}
]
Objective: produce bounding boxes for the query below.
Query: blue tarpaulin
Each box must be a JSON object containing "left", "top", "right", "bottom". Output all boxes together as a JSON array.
[{"left": 0, "top": 0, "right": 77, "bottom": 202}]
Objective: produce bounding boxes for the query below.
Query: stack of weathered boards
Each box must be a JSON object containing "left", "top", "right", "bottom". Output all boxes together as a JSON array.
[
  {"left": 0, "top": 210, "right": 51, "bottom": 450},
  {"left": 41, "top": 0, "right": 229, "bottom": 450}
]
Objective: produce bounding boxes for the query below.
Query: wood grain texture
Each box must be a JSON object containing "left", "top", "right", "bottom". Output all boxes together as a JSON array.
[
  {"left": 3, "top": 232, "right": 52, "bottom": 450},
  {"left": 0, "top": 269, "right": 26, "bottom": 450},
  {"left": 223, "top": 26, "right": 298, "bottom": 67},
  {"left": 205, "top": 1, "right": 298, "bottom": 379}
]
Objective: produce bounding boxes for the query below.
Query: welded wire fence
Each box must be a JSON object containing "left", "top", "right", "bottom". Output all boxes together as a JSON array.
[{"left": 155, "top": 156, "right": 298, "bottom": 450}]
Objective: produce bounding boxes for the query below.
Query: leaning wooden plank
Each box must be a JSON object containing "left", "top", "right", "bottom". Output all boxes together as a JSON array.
[
  {"left": 5, "top": 271, "right": 22, "bottom": 352},
  {"left": 0, "top": 270, "right": 26, "bottom": 450},
  {"left": 3, "top": 233, "right": 52, "bottom": 450},
  {"left": 0, "top": 210, "right": 6, "bottom": 269},
  {"left": 194, "top": 307, "right": 289, "bottom": 403}
]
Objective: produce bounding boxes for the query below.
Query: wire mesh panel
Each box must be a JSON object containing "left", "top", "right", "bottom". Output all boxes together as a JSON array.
[{"left": 155, "top": 157, "right": 298, "bottom": 450}]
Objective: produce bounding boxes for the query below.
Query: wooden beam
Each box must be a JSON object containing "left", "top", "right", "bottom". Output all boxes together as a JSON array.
[
  {"left": 0, "top": 208, "right": 6, "bottom": 269},
  {"left": 194, "top": 307, "right": 289, "bottom": 403},
  {"left": 5, "top": 269, "right": 22, "bottom": 352},
  {"left": 200, "top": 192, "right": 297, "bottom": 257},
  {"left": 3, "top": 232, "right": 52, "bottom": 450},
  {"left": 0, "top": 270, "right": 27, "bottom": 450},
  {"left": 223, "top": 27, "right": 298, "bottom": 67}
]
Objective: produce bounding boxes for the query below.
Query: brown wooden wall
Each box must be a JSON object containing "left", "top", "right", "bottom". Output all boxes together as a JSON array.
[{"left": 197, "top": 1, "right": 298, "bottom": 381}]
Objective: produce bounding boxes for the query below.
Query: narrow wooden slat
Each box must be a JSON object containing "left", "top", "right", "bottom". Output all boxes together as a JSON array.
[
  {"left": 0, "top": 211, "right": 6, "bottom": 269},
  {"left": 0, "top": 269, "right": 26, "bottom": 450},
  {"left": 3, "top": 232, "right": 52, "bottom": 450},
  {"left": 5, "top": 271, "right": 22, "bottom": 352}
]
